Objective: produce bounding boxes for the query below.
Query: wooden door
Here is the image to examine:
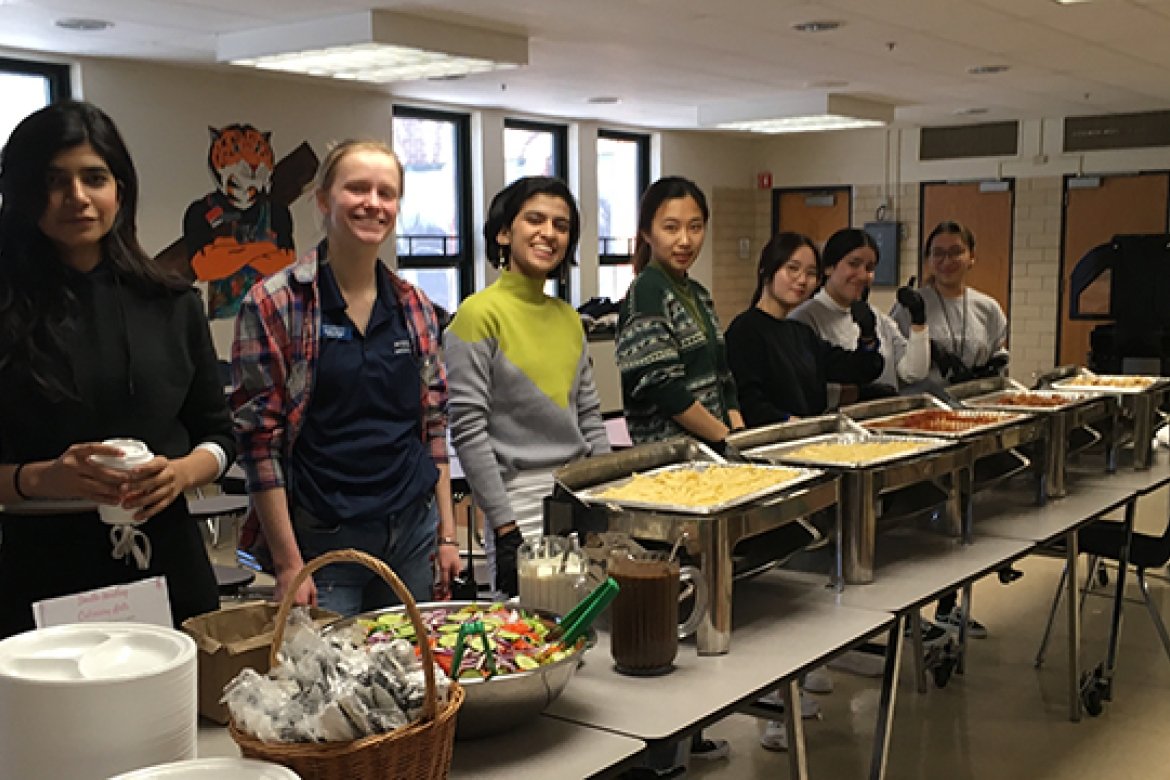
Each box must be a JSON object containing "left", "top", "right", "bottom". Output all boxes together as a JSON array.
[
  {"left": 1059, "top": 173, "right": 1170, "bottom": 367},
  {"left": 921, "top": 181, "right": 1014, "bottom": 317},
  {"left": 773, "top": 188, "right": 851, "bottom": 248}
]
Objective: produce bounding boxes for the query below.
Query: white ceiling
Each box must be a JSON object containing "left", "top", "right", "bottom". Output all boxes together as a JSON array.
[{"left": 4, "top": 0, "right": 1170, "bottom": 131}]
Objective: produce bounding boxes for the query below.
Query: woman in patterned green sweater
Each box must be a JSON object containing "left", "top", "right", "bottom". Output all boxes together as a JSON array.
[{"left": 616, "top": 176, "right": 743, "bottom": 447}]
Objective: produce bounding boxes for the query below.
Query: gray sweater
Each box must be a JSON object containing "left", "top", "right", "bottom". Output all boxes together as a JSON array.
[
  {"left": 445, "top": 271, "right": 610, "bottom": 535},
  {"left": 790, "top": 289, "right": 929, "bottom": 391}
]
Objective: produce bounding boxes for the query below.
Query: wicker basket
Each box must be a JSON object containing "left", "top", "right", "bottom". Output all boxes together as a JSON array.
[{"left": 228, "top": 549, "right": 464, "bottom": 780}]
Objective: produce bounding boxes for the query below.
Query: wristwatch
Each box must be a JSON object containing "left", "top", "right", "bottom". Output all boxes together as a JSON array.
[{"left": 438, "top": 535, "right": 460, "bottom": 548}]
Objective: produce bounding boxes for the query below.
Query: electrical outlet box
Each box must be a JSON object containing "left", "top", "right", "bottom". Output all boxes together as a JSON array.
[
  {"left": 738, "top": 238, "right": 751, "bottom": 260},
  {"left": 863, "top": 220, "right": 900, "bottom": 286}
]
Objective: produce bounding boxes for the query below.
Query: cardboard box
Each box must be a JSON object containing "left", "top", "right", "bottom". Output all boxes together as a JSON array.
[{"left": 182, "top": 601, "right": 338, "bottom": 724}]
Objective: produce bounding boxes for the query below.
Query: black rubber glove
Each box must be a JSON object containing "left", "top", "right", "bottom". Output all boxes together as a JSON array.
[
  {"left": 858, "top": 382, "right": 899, "bottom": 401},
  {"left": 896, "top": 276, "right": 926, "bottom": 326},
  {"left": 700, "top": 437, "right": 747, "bottom": 463},
  {"left": 493, "top": 527, "right": 524, "bottom": 597},
  {"left": 850, "top": 300, "right": 878, "bottom": 341}
]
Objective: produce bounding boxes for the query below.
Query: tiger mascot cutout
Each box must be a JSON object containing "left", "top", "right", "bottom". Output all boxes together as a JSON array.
[{"left": 183, "top": 124, "right": 295, "bottom": 318}]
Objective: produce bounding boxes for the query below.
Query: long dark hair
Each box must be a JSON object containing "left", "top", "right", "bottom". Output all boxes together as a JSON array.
[
  {"left": 0, "top": 100, "right": 181, "bottom": 400},
  {"left": 750, "top": 232, "right": 821, "bottom": 307},
  {"left": 484, "top": 176, "right": 580, "bottom": 284},
  {"left": 632, "top": 176, "right": 709, "bottom": 273}
]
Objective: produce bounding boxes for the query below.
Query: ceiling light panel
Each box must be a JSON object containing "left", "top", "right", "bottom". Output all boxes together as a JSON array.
[
  {"left": 218, "top": 10, "right": 527, "bottom": 84},
  {"left": 700, "top": 93, "right": 895, "bottom": 135}
]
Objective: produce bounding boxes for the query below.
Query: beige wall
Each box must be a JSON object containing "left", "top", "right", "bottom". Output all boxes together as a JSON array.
[
  {"left": 751, "top": 120, "right": 1170, "bottom": 385},
  {"left": 77, "top": 56, "right": 395, "bottom": 353}
]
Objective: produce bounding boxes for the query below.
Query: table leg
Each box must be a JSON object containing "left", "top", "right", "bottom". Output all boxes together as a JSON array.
[
  {"left": 697, "top": 520, "right": 733, "bottom": 655},
  {"left": 1034, "top": 429, "right": 1050, "bottom": 506},
  {"left": 1133, "top": 395, "right": 1153, "bottom": 470},
  {"left": 1066, "top": 528, "right": 1082, "bottom": 722},
  {"left": 1048, "top": 414, "right": 1068, "bottom": 499},
  {"left": 956, "top": 582, "right": 973, "bottom": 675},
  {"left": 785, "top": 677, "right": 809, "bottom": 780},
  {"left": 869, "top": 617, "right": 904, "bottom": 780},
  {"left": 1104, "top": 410, "right": 1119, "bottom": 474},
  {"left": 910, "top": 610, "right": 927, "bottom": 694},
  {"left": 1103, "top": 500, "right": 1135, "bottom": 699}
]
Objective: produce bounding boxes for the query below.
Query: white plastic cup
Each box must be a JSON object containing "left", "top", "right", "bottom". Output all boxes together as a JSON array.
[{"left": 90, "top": 438, "right": 154, "bottom": 526}]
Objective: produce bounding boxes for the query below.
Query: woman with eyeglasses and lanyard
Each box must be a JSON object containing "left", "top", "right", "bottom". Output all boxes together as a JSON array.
[
  {"left": 891, "top": 220, "right": 1010, "bottom": 638},
  {"left": 892, "top": 220, "right": 1008, "bottom": 397}
]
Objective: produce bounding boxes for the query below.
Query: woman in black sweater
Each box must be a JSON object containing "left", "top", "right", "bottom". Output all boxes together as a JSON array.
[
  {"left": 726, "top": 232, "right": 884, "bottom": 427},
  {"left": 0, "top": 101, "right": 234, "bottom": 638}
]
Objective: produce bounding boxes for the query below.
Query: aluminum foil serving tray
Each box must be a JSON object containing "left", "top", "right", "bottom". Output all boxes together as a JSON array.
[
  {"left": 861, "top": 408, "right": 1031, "bottom": 439},
  {"left": 1050, "top": 373, "right": 1169, "bottom": 395},
  {"left": 744, "top": 432, "right": 954, "bottom": 469},
  {"left": 572, "top": 461, "right": 824, "bottom": 516},
  {"left": 963, "top": 389, "right": 1097, "bottom": 412}
]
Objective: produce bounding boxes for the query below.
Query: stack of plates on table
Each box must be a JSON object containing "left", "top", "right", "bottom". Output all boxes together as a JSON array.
[
  {"left": 109, "top": 758, "right": 301, "bottom": 779},
  {"left": 0, "top": 622, "right": 197, "bottom": 780}
]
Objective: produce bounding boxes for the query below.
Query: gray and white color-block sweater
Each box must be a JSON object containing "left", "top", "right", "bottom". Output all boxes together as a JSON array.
[{"left": 446, "top": 270, "right": 610, "bottom": 534}]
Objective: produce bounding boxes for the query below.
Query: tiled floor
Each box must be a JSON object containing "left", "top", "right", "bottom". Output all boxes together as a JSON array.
[{"left": 689, "top": 488, "right": 1170, "bottom": 780}]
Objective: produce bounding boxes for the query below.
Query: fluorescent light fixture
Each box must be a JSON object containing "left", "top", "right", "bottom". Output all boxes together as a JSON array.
[
  {"left": 217, "top": 10, "right": 527, "bottom": 84},
  {"left": 700, "top": 94, "right": 894, "bottom": 135}
]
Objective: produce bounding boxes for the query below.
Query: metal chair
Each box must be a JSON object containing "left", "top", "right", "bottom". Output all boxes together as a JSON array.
[{"left": 1035, "top": 509, "right": 1170, "bottom": 669}]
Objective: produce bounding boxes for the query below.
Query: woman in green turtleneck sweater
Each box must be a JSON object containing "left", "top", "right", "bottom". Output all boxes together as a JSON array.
[
  {"left": 616, "top": 176, "right": 743, "bottom": 447},
  {"left": 446, "top": 177, "right": 610, "bottom": 597}
]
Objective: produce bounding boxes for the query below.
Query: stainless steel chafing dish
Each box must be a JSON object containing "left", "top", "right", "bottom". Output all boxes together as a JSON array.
[
  {"left": 1036, "top": 366, "right": 1169, "bottom": 470},
  {"left": 551, "top": 436, "right": 838, "bottom": 655},
  {"left": 843, "top": 393, "right": 1050, "bottom": 506},
  {"left": 729, "top": 414, "right": 967, "bottom": 586},
  {"left": 949, "top": 375, "right": 1120, "bottom": 497}
]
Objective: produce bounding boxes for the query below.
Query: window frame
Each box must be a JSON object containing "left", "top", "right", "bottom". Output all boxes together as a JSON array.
[
  {"left": 597, "top": 129, "right": 650, "bottom": 266},
  {"left": 504, "top": 117, "right": 568, "bottom": 181},
  {"left": 392, "top": 104, "right": 474, "bottom": 302},
  {"left": 504, "top": 118, "right": 571, "bottom": 299},
  {"left": 0, "top": 57, "right": 71, "bottom": 102}
]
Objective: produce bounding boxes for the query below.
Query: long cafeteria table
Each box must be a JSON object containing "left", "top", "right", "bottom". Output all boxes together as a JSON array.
[
  {"left": 545, "top": 575, "right": 898, "bottom": 780},
  {"left": 196, "top": 715, "right": 646, "bottom": 779}
]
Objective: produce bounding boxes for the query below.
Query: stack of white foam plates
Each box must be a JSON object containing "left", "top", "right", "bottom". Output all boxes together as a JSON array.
[
  {"left": 0, "top": 622, "right": 197, "bottom": 780},
  {"left": 109, "top": 758, "right": 301, "bottom": 779}
]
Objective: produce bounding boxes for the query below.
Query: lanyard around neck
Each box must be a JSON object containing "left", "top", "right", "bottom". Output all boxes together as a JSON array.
[{"left": 932, "top": 285, "right": 968, "bottom": 364}]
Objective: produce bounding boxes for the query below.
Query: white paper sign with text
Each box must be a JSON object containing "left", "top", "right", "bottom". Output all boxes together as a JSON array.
[{"left": 32, "top": 576, "right": 173, "bottom": 629}]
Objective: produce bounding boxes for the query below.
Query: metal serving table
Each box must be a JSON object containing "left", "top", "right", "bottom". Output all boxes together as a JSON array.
[
  {"left": 551, "top": 437, "right": 840, "bottom": 655},
  {"left": 949, "top": 375, "right": 1120, "bottom": 498},
  {"left": 729, "top": 415, "right": 967, "bottom": 585},
  {"left": 1037, "top": 366, "right": 1169, "bottom": 471}
]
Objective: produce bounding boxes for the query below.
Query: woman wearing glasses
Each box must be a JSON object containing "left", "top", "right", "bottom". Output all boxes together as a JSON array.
[
  {"left": 726, "top": 232, "right": 884, "bottom": 426},
  {"left": 891, "top": 220, "right": 1010, "bottom": 637},
  {"left": 892, "top": 220, "right": 1008, "bottom": 396}
]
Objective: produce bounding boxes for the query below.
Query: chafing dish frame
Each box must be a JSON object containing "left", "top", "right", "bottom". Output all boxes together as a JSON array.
[
  {"left": 1038, "top": 366, "right": 1169, "bottom": 470},
  {"left": 553, "top": 436, "right": 841, "bottom": 656},
  {"left": 729, "top": 415, "right": 970, "bottom": 586},
  {"left": 843, "top": 393, "right": 1051, "bottom": 507},
  {"left": 950, "top": 375, "right": 1120, "bottom": 497}
]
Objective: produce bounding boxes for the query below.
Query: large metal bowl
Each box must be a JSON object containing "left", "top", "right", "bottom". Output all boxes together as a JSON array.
[{"left": 327, "top": 600, "right": 589, "bottom": 740}]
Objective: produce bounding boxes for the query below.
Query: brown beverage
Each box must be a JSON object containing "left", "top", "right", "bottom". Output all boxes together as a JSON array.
[{"left": 610, "top": 554, "right": 680, "bottom": 675}]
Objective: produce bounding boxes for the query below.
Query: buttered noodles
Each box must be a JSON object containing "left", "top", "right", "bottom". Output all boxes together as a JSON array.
[
  {"left": 600, "top": 465, "right": 800, "bottom": 507},
  {"left": 785, "top": 440, "right": 929, "bottom": 464}
]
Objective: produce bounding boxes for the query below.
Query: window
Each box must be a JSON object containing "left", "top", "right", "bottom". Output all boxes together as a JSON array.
[
  {"left": 505, "top": 119, "right": 566, "bottom": 183},
  {"left": 392, "top": 106, "right": 472, "bottom": 313},
  {"left": 597, "top": 130, "right": 649, "bottom": 301},
  {"left": 0, "top": 57, "right": 71, "bottom": 149},
  {"left": 505, "top": 119, "right": 569, "bottom": 298}
]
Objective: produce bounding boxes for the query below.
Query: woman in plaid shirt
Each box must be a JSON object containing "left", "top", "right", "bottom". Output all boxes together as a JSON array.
[{"left": 230, "top": 140, "right": 461, "bottom": 615}]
